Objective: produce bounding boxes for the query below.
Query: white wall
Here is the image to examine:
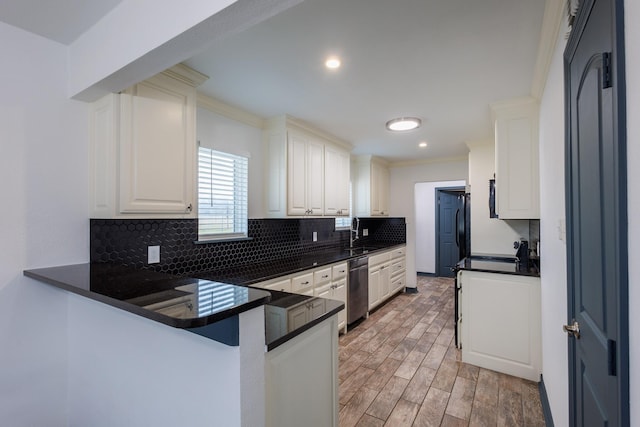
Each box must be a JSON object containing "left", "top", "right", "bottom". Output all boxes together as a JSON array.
[
  {"left": 0, "top": 23, "right": 89, "bottom": 426},
  {"left": 67, "top": 295, "right": 263, "bottom": 427},
  {"left": 625, "top": 0, "right": 639, "bottom": 423},
  {"left": 389, "top": 159, "right": 468, "bottom": 288},
  {"left": 537, "top": 18, "right": 569, "bottom": 427},
  {"left": 415, "top": 180, "right": 466, "bottom": 274},
  {"left": 197, "top": 107, "right": 264, "bottom": 218},
  {"left": 467, "top": 141, "right": 529, "bottom": 255}
]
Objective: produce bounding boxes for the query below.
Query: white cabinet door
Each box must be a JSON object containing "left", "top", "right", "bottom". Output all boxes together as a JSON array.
[
  {"left": 492, "top": 97, "right": 540, "bottom": 219},
  {"left": 368, "top": 266, "right": 381, "bottom": 310},
  {"left": 119, "top": 74, "right": 195, "bottom": 214},
  {"left": 380, "top": 263, "right": 391, "bottom": 300},
  {"left": 89, "top": 65, "right": 204, "bottom": 218},
  {"left": 324, "top": 145, "right": 350, "bottom": 216},
  {"left": 353, "top": 156, "right": 390, "bottom": 217},
  {"left": 306, "top": 139, "right": 324, "bottom": 215},
  {"left": 333, "top": 278, "right": 347, "bottom": 330},
  {"left": 287, "top": 131, "right": 324, "bottom": 216},
  {"left": 460, "top": 270, "right": 541, "bottom": 381},
  {"left": 287, "top": 132, "right": 309, "bottom": 215},
  {"left": 378, "top": 164, "right": 390, "bottom": 216}
]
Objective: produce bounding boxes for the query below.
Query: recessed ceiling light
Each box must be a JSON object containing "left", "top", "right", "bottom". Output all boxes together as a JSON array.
[
  {"left": 325, "top": 57, "right": 341, "bottom": 69},
  {"left": 419, "top": 142, "right": 428, "bottom": 148},
  {"left": 386, "top": 117, "right": 422, "bottom": 131}
]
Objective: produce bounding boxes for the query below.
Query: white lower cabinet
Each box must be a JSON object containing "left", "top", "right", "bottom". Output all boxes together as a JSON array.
[
  {"left": 265, "top": 314, "right": 339, "bottom": 427},
  {"left": 458, "top": 270, "right": 541, "bottom": 381},
  {"left": 368, "top": 246, "right": 405, "bottom": 310},
  {"left": 254, "top": 261, "right": 348, "bottom": 333}
]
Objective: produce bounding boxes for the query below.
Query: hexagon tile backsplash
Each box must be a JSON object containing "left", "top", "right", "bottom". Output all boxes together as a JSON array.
[{"left": 90, "top": 218, "right": 406, "bottom": 277}]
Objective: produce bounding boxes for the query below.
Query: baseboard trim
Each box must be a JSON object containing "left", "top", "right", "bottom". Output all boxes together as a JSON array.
[
  {"left": 539, "top": 374, "right": 555, "bottom": 427},
  {"left": 404, "top": 287, "right": 419, "bottom": 294}
]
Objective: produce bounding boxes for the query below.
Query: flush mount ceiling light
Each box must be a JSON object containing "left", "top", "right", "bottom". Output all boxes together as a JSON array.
[
  {"left": 325, "top": 56, "right": 341, "bottom": 69},
  {"left": 386, "top": 117, "right": 422, "bottom": 132},
  {"left": 419, "top": 141, "right": 428, "bottom": 148}
]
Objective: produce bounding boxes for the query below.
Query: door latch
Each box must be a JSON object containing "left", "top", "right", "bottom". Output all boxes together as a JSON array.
[{"left": 563, "top": 319, "right": 581, "bottom": 339}]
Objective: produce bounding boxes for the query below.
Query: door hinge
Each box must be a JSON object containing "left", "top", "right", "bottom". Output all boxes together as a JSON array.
[
  {"left": 607, "top": 339, "right": 617, "bottom": 376},
  {"left": 602, "top": 52, "right": 612, "bottom": 89}
]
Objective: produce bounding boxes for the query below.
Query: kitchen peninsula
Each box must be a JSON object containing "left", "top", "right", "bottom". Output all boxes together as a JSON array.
[{"left": 24, "top": 219, "right": 406, "bottom": 427}]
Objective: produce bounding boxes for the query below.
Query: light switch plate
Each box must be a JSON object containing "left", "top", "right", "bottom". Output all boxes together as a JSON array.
[
  {"left": 148, "top": 245, "right": 160, "bottom": 264},
  {"left": 313, "top": 231, "right": 318, "bottom": 242},
  {"left": 363, "top": 229, "right": 369, "bottom": 236}
]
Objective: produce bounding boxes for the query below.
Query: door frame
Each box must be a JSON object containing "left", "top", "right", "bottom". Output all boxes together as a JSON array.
[
  {"left": 435, "top": 186, "right": 465, "bottom": 277},
  {"left": 564, "top": 0, "right": 629, "bottom": 424}
]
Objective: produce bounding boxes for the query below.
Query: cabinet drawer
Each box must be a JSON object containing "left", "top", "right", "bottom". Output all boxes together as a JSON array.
[
  {"left": 391, "top": 275, "right": 405, "bottom": 293},
  {"left": 314, "top": 267, "right": 332, "bottom": 286},
  {"left": 291, "top": 272, "right": 314, "bottom": 293},
  {"left": 332, "top": 263, "right": 348, "bottom": 280},
  {"left": 391, "top": 259, "right": 406, "bottom": 276},
  {"left": 369, "top": 251, "right": 391, "bottom": 267},
  {"left": 391, "top": 246, "right": 406, "bottom": 259},
  {"left": 264, "top": 278, "right": 292, "bottom": 293}
]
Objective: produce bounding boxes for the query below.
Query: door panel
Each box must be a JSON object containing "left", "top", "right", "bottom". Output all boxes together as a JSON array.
[
  {"left": 565, "top": 0, "right": 628, "bottom": 424},
  {"left": 437, "top": 190, "right": 464, "bottom": 277}
]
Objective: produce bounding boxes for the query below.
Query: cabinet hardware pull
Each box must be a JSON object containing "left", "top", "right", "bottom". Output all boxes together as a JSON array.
[
  {"left": 322, "top": 275, "right": 329, "bottom": 278},
  {"left": 186, "top": 203, "right": 193, "bottom": 212},
  {"left": 302, "top": 281, "right": 309, "bottom": 285}
]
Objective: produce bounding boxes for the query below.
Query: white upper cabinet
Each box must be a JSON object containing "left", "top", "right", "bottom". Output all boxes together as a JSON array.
[
  {"left": 491, "top": 97, "right": 540, "bottom": 219},
  {"left": 287, "top": 130, "right": 324, "bottom": 215},
  {"left": 353, "top": 155, "right": 390, "bottom": 216},
  {"left": 263, "top": 115, "right": 351, "bottom": 217},
  {"left": 324, "top": 145, "right": 350, "bottom": 216},
  {"left": 89, "top": 64, "right": 207, "bottom": 218}
]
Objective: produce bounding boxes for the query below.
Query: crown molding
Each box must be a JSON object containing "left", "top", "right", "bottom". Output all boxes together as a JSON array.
[
  {"left": 197, "top": 93, "right": 265, "bottom": 129},
  {"left": 530, "top": 0, "right": 567, "bottom": 99},
  {"left": 162, "top": 63, "right": 209, "bottom": 87},
  {"left": 389, "top": 155, "right": 468, "bottom": 168},
  {"left": 266, "top": 114, "right": 353, "bottom": 151}
]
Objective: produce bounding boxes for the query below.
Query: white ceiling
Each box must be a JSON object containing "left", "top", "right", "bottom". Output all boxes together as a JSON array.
[
  {"left": 0, "top": 0, "right": 122, "bottom": 44},
  {"left": 0, "top": 0, "right": 546, "bottom": 163}
]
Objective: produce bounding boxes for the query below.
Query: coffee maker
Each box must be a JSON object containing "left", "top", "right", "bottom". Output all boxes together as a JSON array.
[{"left": 515, "top": 239, "right": 529, "bottom": 268}]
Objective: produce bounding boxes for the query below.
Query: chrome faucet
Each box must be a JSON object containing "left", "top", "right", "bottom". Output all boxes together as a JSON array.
[{"left": 350, "top": 217, "right": 360, "bottom": 248}]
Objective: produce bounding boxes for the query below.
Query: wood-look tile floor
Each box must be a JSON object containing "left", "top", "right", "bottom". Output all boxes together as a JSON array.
[{"left": 338, "top": 275, "right": 546, "bottom": 427}]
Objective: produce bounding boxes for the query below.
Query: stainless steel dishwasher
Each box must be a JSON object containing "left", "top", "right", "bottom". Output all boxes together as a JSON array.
[{"left": 348, "top": 255, "right": 369, "bottom": 324}]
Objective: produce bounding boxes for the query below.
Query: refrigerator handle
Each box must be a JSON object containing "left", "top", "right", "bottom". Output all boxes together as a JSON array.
[{"left": 455, "top": 209, "right": 460, "bottom": 247}]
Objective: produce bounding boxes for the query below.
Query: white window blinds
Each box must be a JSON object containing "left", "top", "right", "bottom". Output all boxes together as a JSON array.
[{"left": 198, "top": 147, "right": 248, "bottom": 240}]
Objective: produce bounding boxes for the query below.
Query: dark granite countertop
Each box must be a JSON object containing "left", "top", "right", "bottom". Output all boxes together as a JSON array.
[
  {"left": 455, "top": 254, "right": 540, "bottom": 277},
  {"left": 23, "top": 263, "right": 272, "bottom": 329},
  {"left": 23, "top": 243, "right": 405, "bottom": 350},
  {"left": 195, "top": 243, "right": 405, "bottom": 285}
]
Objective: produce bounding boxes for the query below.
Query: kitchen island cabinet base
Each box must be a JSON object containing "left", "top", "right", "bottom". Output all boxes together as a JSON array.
[
  {"left": 265, "top": 314, "right": 338, "bottom": 427},
  {"left": 459, "top": 270, "right": 541, "bottom": 382}
]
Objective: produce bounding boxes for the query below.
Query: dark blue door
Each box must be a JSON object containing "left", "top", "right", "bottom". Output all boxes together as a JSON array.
[
  {"left": 565, "top": 0, "right": 628, "bottom": 425},
  {"left": 436, "top": 189, "right": 464, "bottom": 277}
]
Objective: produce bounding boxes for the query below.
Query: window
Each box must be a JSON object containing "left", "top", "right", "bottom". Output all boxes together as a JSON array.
[
  {"left": 335, "top": 182, "right": 353, "bottom": 230},
  {"left": 198, "top": 146, "right": 248, "bottom": 240}
]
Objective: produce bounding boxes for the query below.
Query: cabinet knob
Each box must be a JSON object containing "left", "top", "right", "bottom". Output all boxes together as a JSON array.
[{"left": 186, "top": 203, "right": 193, "bottom": 213}]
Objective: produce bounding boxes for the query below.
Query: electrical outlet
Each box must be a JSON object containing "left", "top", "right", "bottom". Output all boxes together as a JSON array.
[
  {"left": 312, "top": 231, "right": 318, "bottom": 242},
  {"left": 148, "top": 245, "right": 160, "bottom": 264},
  {"left": 363, "top": 228, "right": 369, "bottom": 236}
]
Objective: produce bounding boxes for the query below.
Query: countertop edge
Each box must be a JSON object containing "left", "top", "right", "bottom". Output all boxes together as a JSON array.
[
  {"left": 23, "top": 267, "right": 272, "bottom": 329},
  {"left": 266, "top": 302, "right": 344, "bottom": 351}
]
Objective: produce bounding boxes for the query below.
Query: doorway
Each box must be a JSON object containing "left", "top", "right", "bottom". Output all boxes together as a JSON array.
[
  {"left": 435, "top": 187, "right": 468, "bottom": 277},
  {"left": 564, "top": 0, "right": 629, "bottom": 425}
]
